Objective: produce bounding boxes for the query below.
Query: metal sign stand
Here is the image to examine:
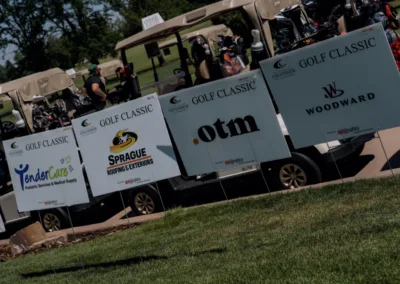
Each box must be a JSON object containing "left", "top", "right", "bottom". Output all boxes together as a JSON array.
[
  {"left": 66, "top": 206, "right": 85, "bottom": 269},
  {"left": 37, "top": 211, "right": 57, "bottom": 275},
  {"left": 204, "top": 145, "right": 229, "bottom": 201},
  {"left": 376, "top": 128, "right": 395, "bottom": 177},
  {"left": 246, "top": 136, "right": 286, "bottom": 232},
  {"left": 324, "top": 132, "right": 345, "bottom": 184}
]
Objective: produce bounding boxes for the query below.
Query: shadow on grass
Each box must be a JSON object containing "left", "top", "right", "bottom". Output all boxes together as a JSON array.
[{"left": 20, "top": 248, "right": 227, "bottom": 279}]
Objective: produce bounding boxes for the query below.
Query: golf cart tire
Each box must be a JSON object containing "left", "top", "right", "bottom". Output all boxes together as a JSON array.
[
  {"left": 266, "top": 152, "right": 322, "bottom": 191},
  {"left": 129, "top": 185, "right": 162, "bottom": 216},
  {"left": 38, "top": 208, "right": 69, "bottom": 232}
]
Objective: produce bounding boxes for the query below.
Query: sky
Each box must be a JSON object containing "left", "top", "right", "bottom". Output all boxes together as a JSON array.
[{"left": 0, "top": 5, "right": 121, "bottom": 66}]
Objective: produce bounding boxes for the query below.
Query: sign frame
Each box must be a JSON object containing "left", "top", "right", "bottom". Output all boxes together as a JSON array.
[
  {"left": 3, "top": 127, "right": 89, "bottom": 212},
  {"left": 160, "top": 69, "right": 291, "bottom": 176},
  {"left": 260, "top": 23, "right": 400, "bottom": 148},
  {"left": 72, "top": 94, "right": 181, "bottom": 197}
]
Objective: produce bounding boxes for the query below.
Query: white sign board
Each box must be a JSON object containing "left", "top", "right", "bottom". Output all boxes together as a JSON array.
[
  {"left": 142, "top": 13, "right": 164, "bottom": 30},
  {"left": 72, "top": 94, "right": 181, "bottom": 197},
  {"left": 3, "top": 128, "right": 89, "bottom": 212},
  {"left": 160, "top": 70, "right": 291, "bottom": 176},
  {"left": 260, "top": 23, "right": 400, "bottom": 148},
  {"left": 66, "top": 68, "right": 76, "bottom": 76}
]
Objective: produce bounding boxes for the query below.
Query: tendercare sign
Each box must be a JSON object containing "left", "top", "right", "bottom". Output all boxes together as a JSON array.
[
  {"left": 260, "top": 23, "right": 400, "bottom": 148},
  {"left": 72, "top": 94, "right": 181, "bottom": 197},
  {"left": 3, "top": 128, "right": 89, "bottom": 212},
  {"left": 160, "top": 70, "right": 291, "bottom": 176}
]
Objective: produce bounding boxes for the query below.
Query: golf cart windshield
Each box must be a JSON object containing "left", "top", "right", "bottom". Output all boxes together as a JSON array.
[{"left": 115, "top": 10, "right": 258, "bottom": 96}]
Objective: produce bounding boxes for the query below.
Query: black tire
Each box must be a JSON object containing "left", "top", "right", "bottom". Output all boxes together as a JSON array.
[
  {"left": 264, "top": 152, "right": 322, "bottom": 191},
  {"left": 129, "top": 186, "right": 162, "bottom": 216},
  {"left": 38, "top": 209, "right": 68, "bottom": 232}
]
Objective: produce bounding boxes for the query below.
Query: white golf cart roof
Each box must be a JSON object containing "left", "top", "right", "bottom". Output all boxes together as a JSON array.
[
  {"left": 115, "top": 0, "right": 300, "bottom": 51},
  {"left": 1, "top": 68, "right": 77, "bottom": 132},
  {"left": 73, "top": 60, "right": 123, "bottom": 79},
  {"left": 0, "top": 68, "right": 66, "bottom": 97},
  {"left": 98, "top": 60, "right": 123, "bottom": 78}
]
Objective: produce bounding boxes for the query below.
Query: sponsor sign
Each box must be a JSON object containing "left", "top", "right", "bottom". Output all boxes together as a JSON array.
[
  {"left": 160, "top": 70, "right": 291, "bottom": 176},
  {"left": 260, "top": 23, "right": 400, "bottom": 148},
  {"left": 3, "top": 128, "right": 89, "bottom": 212},
  {"left": 66, "top": 68, "right": 76, "bottom": 76},
  {"left": 72, "top": 94, "right": 181, "bottom": 196}
]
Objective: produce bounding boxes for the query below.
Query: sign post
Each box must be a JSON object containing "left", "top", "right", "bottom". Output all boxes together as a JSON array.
[
  {"left": 3, "top": 128, "right": 89, "bottom": 212},
  {"left": 260, "top": 23, "right": 400, "bottom": 149},
  {"left": 160, "top": 70, "right": 291, "bottom": 176},
  {"left": 72, "top": 94, "right": 181, "bottom": 197}
]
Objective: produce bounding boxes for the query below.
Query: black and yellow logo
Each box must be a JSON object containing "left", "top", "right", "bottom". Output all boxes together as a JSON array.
[{"left": 110, "top": 130, "right": 138, "bottom": 153}]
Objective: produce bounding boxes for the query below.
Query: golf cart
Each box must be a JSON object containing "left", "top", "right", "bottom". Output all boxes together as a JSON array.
[
  {"left": 112, "top": 0, "right": 374, "bottom": 215},
  {"left": 0, "top": 69, "right": 143, "bottom": 233},
  {"left": 69, "top": 60, "right": 124, "bottom": 82},
  {"left": 138, "top": 24, "right": 235, "bottom": 96}
]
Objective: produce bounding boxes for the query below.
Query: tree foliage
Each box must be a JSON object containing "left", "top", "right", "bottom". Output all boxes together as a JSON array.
[
  {"left": 0, "top": 0, "right": 218, "bottom": 83},
  {"left": 42, "top": 0, "right": 121, "bottom": 65},
  {"left": 0, "top": 0, "right": 49, "bottom": 75},
  {"left": 106, "top": 0, "right": 219, "bottom": 38},
  {"left": 0, "top": 0, "right": 121, "bottom": 82}
]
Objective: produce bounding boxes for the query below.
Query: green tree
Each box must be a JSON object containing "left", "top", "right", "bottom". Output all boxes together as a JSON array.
[
  {"left": 43, "top": 0, "right": 121, "bottom": 65},
  {"left": 0, "top": 0, "right": 50, "bottom": 75},
  {"left": 107, "top": 0, "right": 197, "bottom": 38}
]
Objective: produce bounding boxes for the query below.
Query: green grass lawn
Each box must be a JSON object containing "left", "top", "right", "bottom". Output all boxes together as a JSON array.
[{"left": 2, "top": 177, "right": 400, "bottom": 283}]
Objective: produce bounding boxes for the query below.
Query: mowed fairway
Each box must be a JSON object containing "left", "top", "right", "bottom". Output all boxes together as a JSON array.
[{"left": 2, "top": 177, "right": 400, "bottom": 283}]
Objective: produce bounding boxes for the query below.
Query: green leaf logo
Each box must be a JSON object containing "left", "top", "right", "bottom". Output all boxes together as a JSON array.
[{"left": 82, "top": 119, "right": 90, "bottom": 127}]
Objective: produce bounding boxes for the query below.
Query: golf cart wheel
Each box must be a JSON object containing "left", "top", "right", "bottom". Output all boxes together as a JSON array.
[
  {"left": 40, "top": 210, "right": 68, "bottom": 232},
  {"left": 267, "top": 152, "right": 322, "bottom": 190},
  {"left": 129, "top": 186, "right": 162, "bottom": 216}
]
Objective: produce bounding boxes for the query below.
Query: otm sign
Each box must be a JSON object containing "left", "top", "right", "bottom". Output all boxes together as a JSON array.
[
  {"left": 72, "top": 94, "right": 181, "bottom": 197},
  {"left": 3, "top": 128, "right": 89, "bottom": 212},
  {"left": 160, "top": 70, "right": 291, "bottom": 176},
  {"left": 260, "top": 23, "right": 400, "bottom": 148}
]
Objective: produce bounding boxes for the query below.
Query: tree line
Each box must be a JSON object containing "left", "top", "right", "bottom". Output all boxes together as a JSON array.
[{"left": 0, "top": 0, "right": 217, "bottom": 83}]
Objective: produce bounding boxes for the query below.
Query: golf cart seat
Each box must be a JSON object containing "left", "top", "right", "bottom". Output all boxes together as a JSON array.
[{"left": 195, "top": 60, "right": 211, "bottom": 83}]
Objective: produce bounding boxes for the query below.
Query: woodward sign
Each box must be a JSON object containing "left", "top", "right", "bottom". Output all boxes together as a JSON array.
[
  {"left": 260, "top": 23, "right": 400, "bottom": 148},
  {"left": 160, "top": 70, "right": 291, "bottom": 176},
  {"left": 72, "top": 94, "right": 181, "bottom": 197},
  {"left": 3, "top": 128, "right": 89, "bottom": 212}
]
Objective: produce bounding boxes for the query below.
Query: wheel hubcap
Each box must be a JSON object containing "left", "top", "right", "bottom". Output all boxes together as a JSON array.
[
  {"left": 43, "top": 213, "right": 61, "bottom": 232},
  {"left": 134, "top": 193, "right": 155, "bottom": 215},
  {"left": 279, "top": 163, "right": 307, "bottom": 189}
]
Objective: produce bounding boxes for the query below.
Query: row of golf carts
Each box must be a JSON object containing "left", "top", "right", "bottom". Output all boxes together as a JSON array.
[{"left": 0, "top": 0, "right": 382, "bottom": 233}]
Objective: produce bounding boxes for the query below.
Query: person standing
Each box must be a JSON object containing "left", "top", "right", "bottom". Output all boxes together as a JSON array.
[{"left": 82, "top": 64, "right": 108, "bottom": 111}]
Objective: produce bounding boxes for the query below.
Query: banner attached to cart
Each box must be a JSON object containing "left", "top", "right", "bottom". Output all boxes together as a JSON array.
[
  {"left": 260, "top": 23, "right": 400, "bottom": 149},
  {"left": 160, "top": 70, "right": 291, "bottom": 176},
  {"left": 72, "top": 94, "right": 181, "bottom": 197},
  {"left": 3, "top": 128, "right": 89, "bottom": 212}
]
